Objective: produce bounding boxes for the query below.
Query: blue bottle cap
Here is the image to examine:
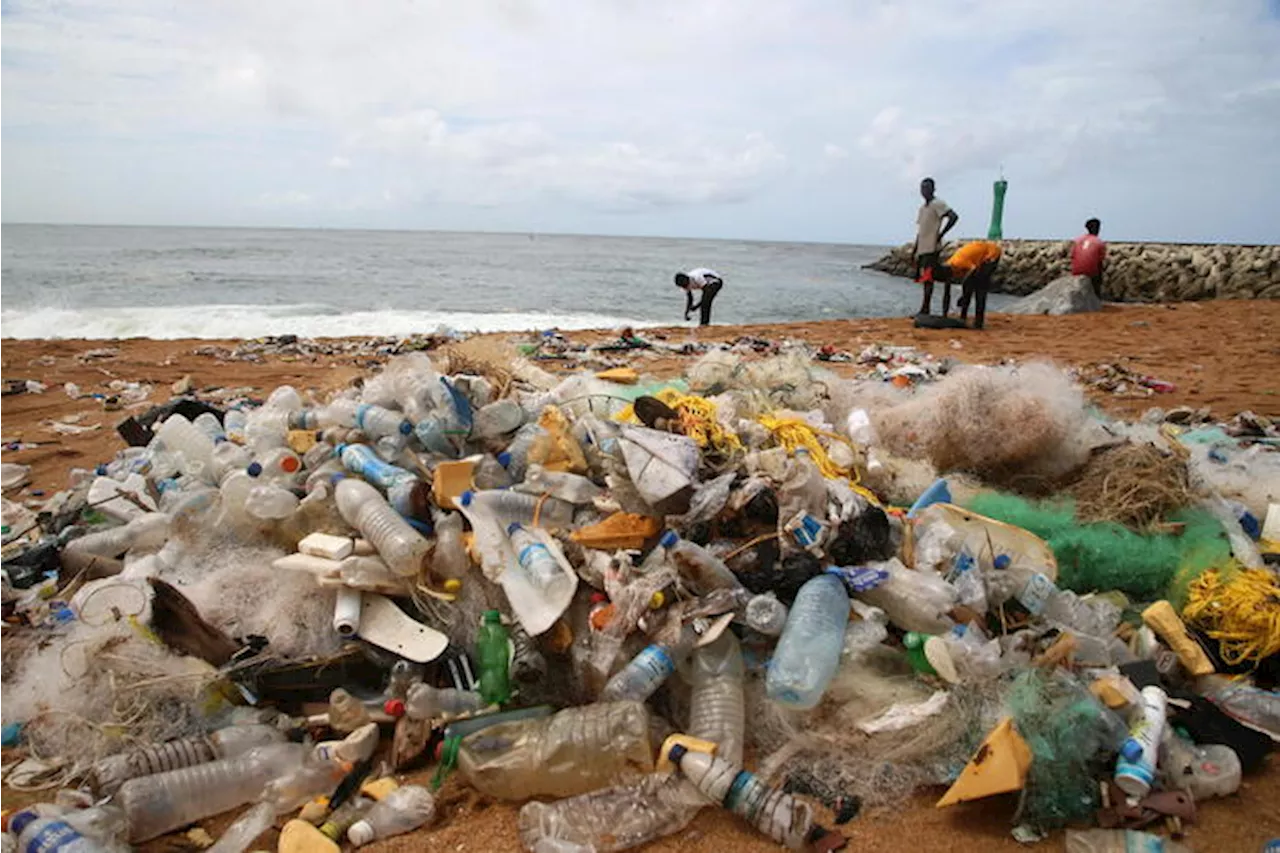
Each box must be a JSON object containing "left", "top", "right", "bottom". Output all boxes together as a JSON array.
[
  {"left": 336, "top": 443, "right": 349, "bottom": 456},
  {"left": 659, "top": 530, "right": 678, "bottom": 548},
  {"left": 459, "top": 490, "right": 474, "bottom": 507},
  {"left": 246, "top": 462, "right": 263, "bottom": 477},
  {"left": 96, "top": 464, "right": 108, "bottom": 475},
  {"left": 1120, "top": 738, "right": 1143, "bottom": 762},
  {"left": 507, "top": 522, "right": 524, "bottom": 535},
  {"left": 398, "top": 421, "right": 413, "bottom": 435},
  {"left": 497, "top": 451, "right": 512, "bottom": 467},
  {"left": 994, "top": 554, "right": 1011, "bottom": 570}
]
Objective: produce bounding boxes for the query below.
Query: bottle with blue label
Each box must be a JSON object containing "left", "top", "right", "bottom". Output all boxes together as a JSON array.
[
  {"left": 599, "top": 626, "right": 695, "bottom": 703},
  {"left": 508, "top": 524, "right": 564, "bottom": 590},
  {"left": 11, "top": 805, "right": 129, "bottom": 853}
]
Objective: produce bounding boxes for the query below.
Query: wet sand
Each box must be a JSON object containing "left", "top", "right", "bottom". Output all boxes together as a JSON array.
[{"left": 2, "top": 299, "right": 1279, "bottom": 851}]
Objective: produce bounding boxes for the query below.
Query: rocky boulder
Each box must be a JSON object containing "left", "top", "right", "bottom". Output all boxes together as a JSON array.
[{"left": 1006, "top": 274, "right": 1102, "bottom": 315}]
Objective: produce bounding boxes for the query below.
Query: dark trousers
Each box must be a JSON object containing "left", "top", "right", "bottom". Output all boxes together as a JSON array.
[
  {"left": 957, "top": 260, "right": 998, "bottom": 329},
  {"left": 916, "top": 252, "right": 951, "bottom": 315},
  {"left": 695, "top": 280, "right": 722, "bottom": 326}
]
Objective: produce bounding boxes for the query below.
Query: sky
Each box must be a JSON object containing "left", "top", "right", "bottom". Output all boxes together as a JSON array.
[{"left": 3, "top": 0, "right": 1279, "bottom": 244}]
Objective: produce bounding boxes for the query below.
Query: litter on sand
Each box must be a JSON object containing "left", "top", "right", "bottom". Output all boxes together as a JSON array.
[{"left": 2, "top": 339, "right": 1278, "bottom": 853}]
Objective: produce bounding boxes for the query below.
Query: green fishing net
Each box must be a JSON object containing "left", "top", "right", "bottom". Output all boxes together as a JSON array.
[
  {"left": 1005, "top": 669, "right": 1127, "bottom": 829},
  {"left": 965, "top": 493, "right": 1230, "bottom": 601}
]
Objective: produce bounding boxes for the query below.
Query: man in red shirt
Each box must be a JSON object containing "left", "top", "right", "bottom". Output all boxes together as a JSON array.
[{"left": 1071, "top": 218, "right": 1107, "bottom": 299}]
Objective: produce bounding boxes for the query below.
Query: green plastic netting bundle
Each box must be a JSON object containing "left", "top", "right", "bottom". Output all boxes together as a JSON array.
[{"left": 965, "top": 493, "right": 1231, "bottom": 601}]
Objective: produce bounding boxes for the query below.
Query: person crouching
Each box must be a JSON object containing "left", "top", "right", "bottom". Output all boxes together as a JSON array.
[
  {"left": 674, "top": 268, "right": 724, "bottom": 326},
  {"left": 941, "top": 240, "right": 1001, "bottom": 330}
]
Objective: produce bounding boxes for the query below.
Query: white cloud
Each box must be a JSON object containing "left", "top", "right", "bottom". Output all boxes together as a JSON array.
[{"left": 2, "top": 0, "right": 1278, "bottom": 241}]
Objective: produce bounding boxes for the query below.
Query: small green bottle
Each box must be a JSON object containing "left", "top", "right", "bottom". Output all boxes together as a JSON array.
[{"left": 476, "top": 610, "right": 511, "bottom": 706}]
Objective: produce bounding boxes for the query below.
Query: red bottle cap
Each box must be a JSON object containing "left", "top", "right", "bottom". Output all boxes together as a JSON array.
[{"left": 384, "top": 698, "right": 405, "bottom": 718}]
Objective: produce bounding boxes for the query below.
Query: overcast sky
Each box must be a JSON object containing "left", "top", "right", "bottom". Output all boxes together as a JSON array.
[{"left": 3, "top": 0, "right": 1279, "bottom": 244}]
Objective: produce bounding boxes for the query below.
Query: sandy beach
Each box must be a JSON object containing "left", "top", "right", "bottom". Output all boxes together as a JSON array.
[{"left": 3, "top": 300, "right": 1279, "bottom": 852}]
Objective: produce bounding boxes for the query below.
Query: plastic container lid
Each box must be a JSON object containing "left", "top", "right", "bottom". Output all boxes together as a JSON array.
[
  {"left": 659, "top": 530, "right": 679, "bottom": 548},
  {"left": 246, "top": 462, "right": 263, "bottom": 477},
  {"left": 281, "top": 456, "right": 301, "bottom": 473}
]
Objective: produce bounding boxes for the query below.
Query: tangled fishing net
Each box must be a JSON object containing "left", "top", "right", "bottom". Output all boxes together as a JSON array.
[
  {"left": 872, "top": 363, "right": 1096, "bottom": 493},
  {"left": 1068, "top": 441, "right": 1194, "bottom": 529},
  {"left": 687, "top": 350, "right": 833, "bottom": 415}
]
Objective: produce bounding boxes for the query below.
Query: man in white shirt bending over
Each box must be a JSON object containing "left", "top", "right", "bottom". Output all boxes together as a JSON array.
[
  {"left": 674, "top": 268, "right": 724, "bottom": 326},
  {"left": 912, "top": 177, "right": 959, "bottom": 316}
]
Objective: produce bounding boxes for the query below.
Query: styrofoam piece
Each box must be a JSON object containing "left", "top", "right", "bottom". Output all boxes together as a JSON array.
[
  {"left": 299, "top": 532, "right": 354, "bottom": 561},
  {"left": 273, "top": 552, "right": 342, "bottom": 578},
  {"left": 357, "top": 594, "right": 448, "bottom": 663}
]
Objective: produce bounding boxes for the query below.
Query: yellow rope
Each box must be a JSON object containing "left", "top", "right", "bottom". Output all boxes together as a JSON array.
[
  {"left": 618, "top": 389, "right": 744, "bottom": 456},
  {"left": 756, "top": 413, "right": 882, "bottom": 505},
  {"left": 1182, "top": 567, "right": 1280, "bottom": 666}
]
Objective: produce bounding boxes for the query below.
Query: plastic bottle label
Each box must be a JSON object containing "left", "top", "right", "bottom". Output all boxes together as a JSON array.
[
  {"left": 1126, "top": 832, "right": 1168, "bottom": 852},
  {"left": 1019, "top": 573, "right": 1055, "bottom": 615},
  {"left": 22, "top": 821, "right": 84, "bottom": 853},
  {"left": 633, "top": 645, "right": 676, "bottom": 681}
]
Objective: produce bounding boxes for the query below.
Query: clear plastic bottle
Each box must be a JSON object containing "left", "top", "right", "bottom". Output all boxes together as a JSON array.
[
  {"left": 296, "top": 398, "right": 358, "bottom": 430},
  {"left": 328, "top": 688, "right": 373, "bottom": 734},
  {"left": 1064, "top": 829, "right": 1192, "bottom": 853},
  {"left": 473, "top": 399, "right": 524, "bottom": 441},
  {"left": 302, "top": 440, "right": 335, "bottom": 470},
  {"left": 223, "top": 409, "right": 248, "bottom": 444},
  {"left": 430, "top": 510, "right": 470, "bottom": 579},
  {"left": 339, "top": 444, "right": 424, "bottom": 515},
  {"left": 63, "top": 513, "right": 171, "bottom": 559},
  {"left": 687, "top": 632, "right": 745, "bottom": 765},
  {"left": 192, "top": 412, "right": 227, "bottom": 444},
  {"left": 317, "top": 795, "right": 373, "bottom": 841},
  {"left": 509, "top": 524, "right": 566, "bottom": 590},
  {"left": 244, "top": 408, "right": 291, "bottom": 453},
  {"left": 499, "top": 423, "right": 546, "bottom": 481},
  {"left": 745, "top": 593, "right": 789, "bottom": 636},
  {"left": 668, "top": 745, "right": 813, "bottom": 851},
  {"left": 90, "top": 724, "right": 286, "bottom": 795},
  {"left": 472, "top": 454, "right": 515, "bottom": 490},
  {"left": 248, "top": 448, "right": 302, "bottom": 483},
  {"left": 458, "top": 489, "right": 575, "bottom": 528},
  {"left": 11, "top": 805, "right": 129, "bottom": 853},
  {"left": 206, "top": 801, "right": 274, "bottom": 853},
  {"left": 210, "top": 442, "right": 253, "bottom": 483},
  {"left": 335, "top": 478, "right": 431, "bottom": 577},
  {"left": 347, "top": 785, "right": 435, "bottom": 847},
  {"left": 116, "top": 743, "right": 307, "bottom": 843},
  {"left": 520, "top": 465, "right": 602, "bottom": 505},
  {"left": 766, "top": 571, "right": 850, "bottom": 710},
  {"left": 154, "top": 414, "right": 216, "bottom": 482},
  {"left": 243, "top": 483, "right": 300, "bottom": 520},
  {"left": 353, "top": 403, "right": 412, "bottom": 440},
  {"left": 1158, "top": 734, "right": 1241, "bottom": 800},
  {"left": 509, "top": 621, "right": 548, "bottom": 684},
  {"left": 666, "top": 534, "right": 742, "bottom": 593},
  {"left": 405, "top": 682, "right": 487, "bottom": 720},
  {"left": 265, "top": 385, "right": 304, "bottom": 413},
  {"left": 518, "top": 772, "right": 703, "bottom": 853},
  {"left": 600, "top": 626, "right": 695, "bottom": 703},
  {"left": 1196, "top": 675, "right": 1280, "bottom": 738},
  {"left": 456, "top": 701, "right": 653, "bottom": 801}
]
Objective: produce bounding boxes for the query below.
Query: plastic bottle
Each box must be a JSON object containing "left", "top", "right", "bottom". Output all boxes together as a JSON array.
[
  {"left": 456, "top": 701, "right": 653, "bottom": 800},
  {"left": 210, "top": 442, "right": 253, "bottom": 483},
  {"left": 296, "top": 398, "right": 358, "bottom": 430},
  {"left": 317, "top": 796, "right": 373, "bottom": 841},
  {"left": 508, "top": 524, "right": 567, "bottom": 591},
  {"left": 509, "top": 621, "right": 548, "bottom": 683},
  {"left": 244, "top": 408, "right": 291, "bottom": 453},
  {"left": 745, "top": 593, "right": 788, "bottom": 636},
  {"left": 223, "top": 409, "right": 248, "bottom": 444},
  {"left": 766, "top": 571, "right": 850, "bottom": 710},
  {"left": 266, "top": 385, "right": 304, "bottom": 413},
  {"left": 116, "top": 743, "right": 307, "bottom": 843},
  {"left": 313, "top": 722, "right": 380, "bottom": 764},
  {"left": 687, "top": 632, "right": 745, "bottom": 765},
  {"left": 335, "top": 478, "right": 430, "bottom": 577},
  {"left": 11, "top": 805, "right": 129, "bottom": 853},
  {"left": 1114, "top": 685, "right": 1168, "bottom": 798},
  {"left": 353, "top": 403, "right": 412, "bottom": 440},
  {"left": 600, "top": 626, "right": 695, "bottom": 703},
  {"left": 477, "top": 610, "right": 512, "bottom": 706},
  {"left": 521, "top": 465, "right": 603, "bottom": 505},
  {"left": 499, "top": 423, "right": 546, "bottom": 481},
  {"left": 347, "top": 784, "right": 435, "bottom": 847},
  {"left": 665, "top": 533, "right": 741, "bottom": 593},
  {"left": 192, "top": 412, "right": 226, "bottom": 443},
  {"left": 1064, "top": 829, "right": 1192, "bottom": 853},
  {"left": 1195, "top": 675, "right": 1280, "bottom": 737},
  {"left": 338, "top": 444, "right": 424, "bottom": 515},
  {"left": 154, "top": 414, "right": 216, "bottom": 482},
  {"left": 777, "top": 449, "right": 828, "bottom": 524},
  {"left": 667, "top": 745, "right": 813, "bottom": 851},
  {"left": 205, "top": 801, "right": 274, "bottom": 853},
  {"left": 90, "top": 723, "right": 286, "bottom": 795},
  {"left": 517, "top": 772, "right": 703, "bottom": 853},
  {"left": 405, "top": 682, "right": 487, "bottom": 720},
  {"left": 457, "top": 489, "right": 575, "bottom": 529},
  {"left": 328, "top": 688, "right": 373, "bottom": 734},
  {"left": 430, "top": 510, "right": 470, "bottom": 580},
  {"left": 1158, "top": 734, "right": 1241, "bottom": 800},
  {"left": 63, "top": 513, "right": 171, "bottom": 559},
  {"left": 243, "top": 483, "right": 300, "bottom": 520},
  {"left": 473, "top": 399, "right": 524, "bottom": 441},
  {"left": 472, "top": 455, "right": 515, "bottom": 490}
]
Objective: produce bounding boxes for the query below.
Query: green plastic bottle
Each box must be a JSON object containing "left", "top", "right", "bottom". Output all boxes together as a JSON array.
[{"left": 477, "top": 610, "right": 511, "bottom": 706}]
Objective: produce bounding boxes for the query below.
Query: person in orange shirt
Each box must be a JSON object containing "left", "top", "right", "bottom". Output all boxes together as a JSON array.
[
  {"left": 1071, "top": 218, "right": 1107, "bottom": 299},
  {"left": 940, "top": 240, "right": 1002, "bottom": 329}
]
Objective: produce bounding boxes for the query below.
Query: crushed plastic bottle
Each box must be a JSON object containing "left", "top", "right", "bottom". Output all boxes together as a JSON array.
[
  {"left": 11, "top": 805, "right": 130, "bottom": 853},
  {"left": 518, "top": 772, "right": 704, "bottom": 853},
  {"left": 328, "top": 688, "right": 373, "bottom": 734},
  {"left": 430, "top": 509, "right": 470, "bottom": 579},
  {"left": 668, "top": 745, "right": 815, "bottom": 851},
  {"left": 347, "top": 785, "right": 435, "bottom": 847},
  {"left": 499, "top": 423, "right": 546, "bottom": 481},
  {"left": 63, "top": 513, "right": 171, "bottom": 559},
  {"left": 745, "top": 593, "right": 789, "bottom": 636},
  {"left": 335, "top": 478, "right": 430, "bottom": 577},
  {"left": 666, "top": 533, "right": 742, "bottom": 593},
  {"left": 405, "top": 682, "right": 487, "bottom": 720},
  {"left": 520, "top": 465, "right": 603, "bottom": 505},
  {"left": 767, "top": 571, "right": 850, "bottom": 710},
  {"left": 90, "top": 723, "right": 286, "bottom": 795},
  {"left": 458, "top": 489, "right": 575, "bottom": 529},
  {"left": 601, "top": 625, "right": 696, "bottom": 703},
  {"left": 687, "top": 631, "right": 745, "bottom": 764}
]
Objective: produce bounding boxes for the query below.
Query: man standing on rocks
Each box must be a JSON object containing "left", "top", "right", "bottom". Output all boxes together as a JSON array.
[
  {"left": 1071, "top": 218, "right": 1107, "bottom": 299},
  {"left": 913, "top": 177, "right": 960, "bottom": 315}
]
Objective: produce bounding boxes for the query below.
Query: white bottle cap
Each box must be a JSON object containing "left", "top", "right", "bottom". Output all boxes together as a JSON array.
[{"left": 347, "top": 820, "right": 375, "bottom": 847}]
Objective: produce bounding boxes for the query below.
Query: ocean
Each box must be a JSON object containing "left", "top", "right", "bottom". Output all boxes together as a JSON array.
[{"left": 0, "top": 224, "right": 1013, "bottom": 340}]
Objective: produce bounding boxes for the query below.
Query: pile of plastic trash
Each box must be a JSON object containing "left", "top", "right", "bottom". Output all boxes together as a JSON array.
[{"left": 2, "top": 345, "right": 1278, "bottom": 853}]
